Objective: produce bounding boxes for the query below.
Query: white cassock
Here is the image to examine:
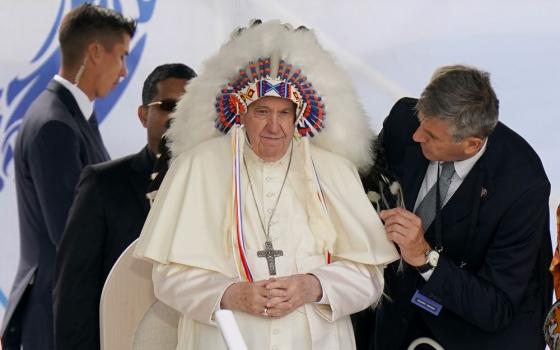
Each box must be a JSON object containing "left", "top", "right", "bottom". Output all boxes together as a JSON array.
[{"left": 135, "top": 134, "right": 399, "bottom": 350}]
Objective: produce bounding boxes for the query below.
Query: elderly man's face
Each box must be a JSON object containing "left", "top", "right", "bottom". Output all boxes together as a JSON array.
[{"left": 241, "top": 96, "right": 296, "bottom": 162}]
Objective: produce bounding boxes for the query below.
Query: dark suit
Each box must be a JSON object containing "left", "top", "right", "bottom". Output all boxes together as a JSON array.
[
  {"left": 53, "top": 147, "right": 153, "bottom": 350},
  {"left": 373, "top": 98, "right": 552, "bottom": 350},
  {"left": 1, "top": 80, "right": 110, "bottom": 350}
]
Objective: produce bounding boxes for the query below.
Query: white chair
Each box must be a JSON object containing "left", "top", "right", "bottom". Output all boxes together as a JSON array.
[
  {"left": 99, "top": 240, "right": 179, "bottom": 350},
  {"left": 408, "top": 337, "right": 445, "bottom": 350}
]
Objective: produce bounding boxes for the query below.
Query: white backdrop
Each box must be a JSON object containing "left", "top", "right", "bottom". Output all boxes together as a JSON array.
[{"left": 0, "top": 0, "right": 558, "bottom": 319}]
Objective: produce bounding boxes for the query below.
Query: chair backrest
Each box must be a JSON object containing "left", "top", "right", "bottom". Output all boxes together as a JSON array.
[
  {"left": 133, "top": 300, "right": 179, "bottom": 350},
  {"left": 99, "top": 240, "right": 179, "bottom": 350}
]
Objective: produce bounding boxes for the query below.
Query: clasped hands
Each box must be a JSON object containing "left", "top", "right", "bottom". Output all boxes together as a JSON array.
[{"left": 220, "top": 274, "right": 322, "bottom": 318}]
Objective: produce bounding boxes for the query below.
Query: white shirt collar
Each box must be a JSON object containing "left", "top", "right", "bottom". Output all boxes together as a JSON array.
[
  {"left": 451, "top": 139, "right": 488, "bottom": 180},
  {"left": 53, "top": 75, "right": 94, "bottom": 120}
]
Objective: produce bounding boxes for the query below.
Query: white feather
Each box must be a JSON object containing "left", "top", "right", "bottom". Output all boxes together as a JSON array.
[{"left": 168, "top": 20, "right": 376, "bottom": 172}]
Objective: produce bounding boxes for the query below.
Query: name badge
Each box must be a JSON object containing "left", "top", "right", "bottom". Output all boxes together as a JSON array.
[{"left": 411, "top": 290, "right": 442, "bottom": 316}]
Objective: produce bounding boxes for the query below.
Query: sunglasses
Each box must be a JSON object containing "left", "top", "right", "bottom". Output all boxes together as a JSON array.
[{"left": 146, "top": 99, "right": 178, "bottom": 112}]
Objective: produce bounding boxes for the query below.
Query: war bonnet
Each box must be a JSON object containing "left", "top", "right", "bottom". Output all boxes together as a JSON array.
[{"left": 166, "top": 20, "right": 376, "bottom": 172}]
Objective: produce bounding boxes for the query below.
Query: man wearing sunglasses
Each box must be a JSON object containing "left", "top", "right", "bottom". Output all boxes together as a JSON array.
[{"left": 52, "top": 63, "right": 196, "bottom": 350}]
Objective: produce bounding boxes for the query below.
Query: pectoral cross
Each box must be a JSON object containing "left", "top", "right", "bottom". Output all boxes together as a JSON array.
[{"left": 257, "top": 240, "right": 283, "bottom": 275}]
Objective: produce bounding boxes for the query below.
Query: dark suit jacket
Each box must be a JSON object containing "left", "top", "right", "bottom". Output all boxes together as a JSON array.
[
  {"left": 374, "top": 98, "right": 552, "bottom": 350},
  {"left": 53, "top": 147, "right": 153, "bottom": 350},
  {"left": 1, "top": 80, "right": 110, "bottom": 350}
]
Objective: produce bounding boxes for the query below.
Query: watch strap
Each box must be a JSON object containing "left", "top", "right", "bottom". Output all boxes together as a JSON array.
[{"left": 416, "top": 261, "right": 434, "bottom": 273}]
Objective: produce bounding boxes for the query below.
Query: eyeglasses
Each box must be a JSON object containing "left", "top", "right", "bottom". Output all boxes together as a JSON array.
[{"left": 146, "top": 99, "right": 178, "bottom": 112}]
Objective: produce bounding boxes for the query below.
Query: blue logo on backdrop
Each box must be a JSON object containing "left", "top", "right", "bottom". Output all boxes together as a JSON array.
[{"left": 0, "top": 0, "right": 156, "bottom": 307}]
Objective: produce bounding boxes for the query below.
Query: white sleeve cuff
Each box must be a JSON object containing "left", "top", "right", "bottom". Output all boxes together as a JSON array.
[{"left": 420, "top": 268, "right": 434, "bottom": 281}]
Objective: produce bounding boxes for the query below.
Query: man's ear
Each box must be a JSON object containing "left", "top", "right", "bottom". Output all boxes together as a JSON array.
[
  {"left": 462, "top": 136, "right": 484, "bottom": 158},
  {"left": 239, "top": 111, "right": 247, "bottom": 125},
  {"left": 138, "top": 105, "right": 148, "bottom": 128},
  {"left": 87, "top": 41, "right": 103, "bottom": 64}
]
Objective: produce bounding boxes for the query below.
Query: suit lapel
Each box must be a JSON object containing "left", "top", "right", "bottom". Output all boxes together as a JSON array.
[
  {"left": 48, "top": 80, "right": 83, "bottom": 120},
  {"left": 423, "top": 137, "right": 498, "bottom": 255},
  {"left": 439, "top": 136, "right": 497, "bottom": 227},
  {"left": 49, "top": 80, "right": 110, "bottom": 162},
  {"left": 439, "top": 164, "right": 482, "bottom": 226},
  {"left": 129, "top": 147, "right": 154, "bottom": 214}
]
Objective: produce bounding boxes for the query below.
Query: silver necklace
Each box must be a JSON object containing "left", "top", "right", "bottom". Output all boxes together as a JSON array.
[{"left": 243, "top": 141, "right": 293, "bottom": 275}]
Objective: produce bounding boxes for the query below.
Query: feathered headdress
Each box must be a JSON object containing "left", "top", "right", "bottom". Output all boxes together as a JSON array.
[{"left": 167, "top": 20, "right": 376, "bottom": 172}]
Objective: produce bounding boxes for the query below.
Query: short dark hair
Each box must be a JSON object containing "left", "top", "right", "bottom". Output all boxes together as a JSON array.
[
  {"left": 58, "top": 3, "right": 136, "bottom": 69},
  {"left": 416, "top": 65, "right": 499, "bottom": 140},
  {"left": 142, "top": 64, "right": 197, "bottom": 105}
]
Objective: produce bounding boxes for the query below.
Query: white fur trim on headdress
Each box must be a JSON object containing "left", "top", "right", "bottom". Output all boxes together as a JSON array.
[{"left": 167, "top": 20, "right": 376, "bottom": 172}]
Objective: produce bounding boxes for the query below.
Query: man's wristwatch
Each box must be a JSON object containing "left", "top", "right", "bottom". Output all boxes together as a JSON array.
[{"left": 416, "top": 249, "right": 440, "bottom": 273}]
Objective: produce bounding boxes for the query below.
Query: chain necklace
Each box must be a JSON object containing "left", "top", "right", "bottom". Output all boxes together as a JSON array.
[{"left": 243, "top": 141, "right": 293, "bottom": 275}]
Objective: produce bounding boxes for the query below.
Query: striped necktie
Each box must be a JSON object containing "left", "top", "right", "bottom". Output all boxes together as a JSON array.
[{"left": 415, "top": 162, "right": 455, "bottom": 232}]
